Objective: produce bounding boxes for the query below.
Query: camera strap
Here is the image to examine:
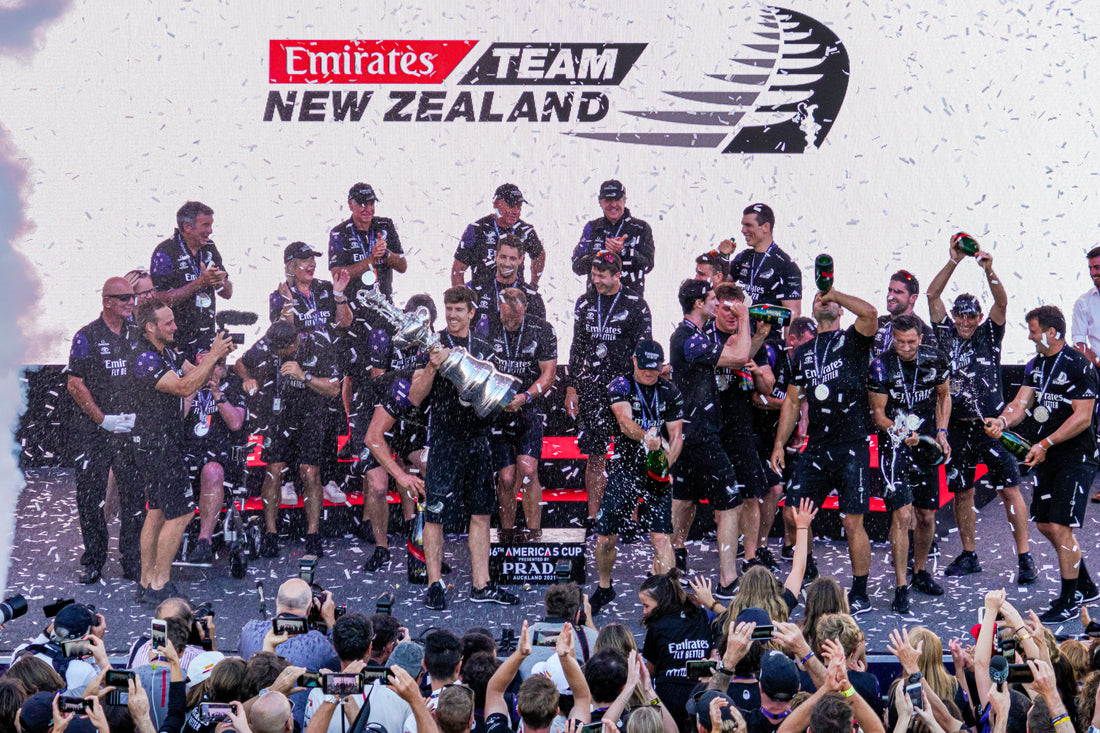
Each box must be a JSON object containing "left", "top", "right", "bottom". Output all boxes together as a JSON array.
[
  {"left": 572, "top": 624, "right": 590, "bottom": 663},
  {"left": 22, "top": 643, "right": 72, "bottom": 679}
]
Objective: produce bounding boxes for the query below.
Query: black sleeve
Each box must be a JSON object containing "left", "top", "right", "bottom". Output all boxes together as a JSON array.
[
  {"left": 158, "top": 680, "right": 187, "bottom": 733},
  {"left": 385, "top": 219, "right": 403, "bottom": 255},
  {"left": 634, "top": 222, "right": 655, "bottom": 274}
]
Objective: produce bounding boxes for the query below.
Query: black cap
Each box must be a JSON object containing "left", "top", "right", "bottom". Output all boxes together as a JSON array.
[
  {"left": 952, "top": 293, "right": 982, "bottom": 316},
  {"left": 598, "top": 179, "right": 625, "bottom": 200},
  {"left": 348, "top": 182, "right": 378, "bottom": 204},
  {"left": 759, "top": 651, "right": 800, "bottom": 702},
  {"left": 634, "top": 339, "right": 664, "bottom": 370},
  {"left": 53, "top": 603, "right": 96, "bottom": 641},
  {"left": 687, "top": 690, "right": 739, "bottom": 730},
  {"left": 493, "top": 183, "right": 528, "bottom": 206},
  {"left": 283, "top": 241, "right": 322, "bottom": 263}
]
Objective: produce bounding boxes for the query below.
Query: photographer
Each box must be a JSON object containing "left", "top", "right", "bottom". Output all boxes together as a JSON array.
[
  {"left": 11, "top": 603, "right": 106, "bottom": 694},
  {"left": 365, "top": 613, "right": 403, "bottom": 668},
  {"left": 519, "top": 584, "right": 597, "bottom": 678},
  {"left": 128, "top": 598, "right": 215, "bottom": 670},
  {"left": 237, "top": 579, "right": 339, "bottom": 686}
]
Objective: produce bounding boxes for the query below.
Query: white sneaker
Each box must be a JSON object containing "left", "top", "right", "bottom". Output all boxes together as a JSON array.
[
  {"left": 281, "top": 482, "right": 298, "bottom": 506},
  {"left": 323, "top": 481, "right": 348, "bottom": 504}
]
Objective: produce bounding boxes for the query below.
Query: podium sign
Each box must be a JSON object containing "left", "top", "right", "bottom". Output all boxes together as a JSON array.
[{"left": 489, "top": 528, "right": 586, "bottom": 585}]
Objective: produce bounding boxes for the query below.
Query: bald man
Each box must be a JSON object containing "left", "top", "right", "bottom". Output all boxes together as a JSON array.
[
  {"left": 236, "top": 578, "right": 338, "bottom": 671},
  {"left": 67, "top": 277, "right": 144, "bottom": 585},
  {"left": 250, "top": 691, "right": 294, "bottom": 733}
]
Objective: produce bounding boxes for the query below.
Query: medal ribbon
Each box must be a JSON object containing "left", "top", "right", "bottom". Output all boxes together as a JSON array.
[
  {"left": 812, "top": 332, "right": 839, "bottom": 388},
  {"left": 1034, "top": 349, "right": 1065, "bottom": 413},
  {"left": 896, "top": 354, "right": 922, "bottom": 411},
  {"left": 746, "top": 243, "right": 775, "bottom": 291},
  {"left": 502, "top": 319, "right": 526, "bottom": 361},
  {"left": 594, "top": 291, "right": 622, "bottom": 347},
  {"left": 634, "top": 379, "right": 662, "bottom": 431}
]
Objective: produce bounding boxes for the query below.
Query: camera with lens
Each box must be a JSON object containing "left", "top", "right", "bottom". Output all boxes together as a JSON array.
[
  {"left": 0, "top": 595, "right": 27, "bottom": 624},
  {"left": 189, "top": 602, "right": 216, "bottom": 651},
  {"left": 376, "top": 592, "right": 395, "bottom": 616},
  {"left": 499, "top": 628, "right": 517, "bottom": 655},
  {"left": 300, "top": 558, "right": 345, "bottom": 630}
]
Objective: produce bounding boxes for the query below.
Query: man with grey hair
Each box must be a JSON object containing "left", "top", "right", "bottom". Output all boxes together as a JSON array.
[
  {"left": 250, "top": 690, "right": 294, "bottom": 733},
  {"left": 236, "top": 578, "right": 338, "bottom": 671}
]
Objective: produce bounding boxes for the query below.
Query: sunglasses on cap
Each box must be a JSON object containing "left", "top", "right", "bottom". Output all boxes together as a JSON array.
[
  {"left": 595, "top": 250, "right": 617, "bottom": 264},
  {"left": 105, "top": 293, "right": 137, "bottom": 302}
]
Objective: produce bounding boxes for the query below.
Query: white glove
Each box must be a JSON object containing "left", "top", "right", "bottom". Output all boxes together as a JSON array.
[{"left": 99, "top": 414, "right": 134, "bottom": 434}]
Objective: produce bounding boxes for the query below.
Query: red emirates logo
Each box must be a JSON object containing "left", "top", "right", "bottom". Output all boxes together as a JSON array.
[{"left": 269, "top": 40, "right": 478, "bottom": 84}]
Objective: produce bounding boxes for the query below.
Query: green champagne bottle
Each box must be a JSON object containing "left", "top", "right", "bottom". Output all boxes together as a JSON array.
[
  {"left": 951, "top": 232, "right": 980, "bottom": 257},
  {"left": 645, "top": 447, "right": 672, "bottom": 496},
  {"left": 407, "top": 502, "right": 427, "bottom": 585},
  {"left": 999, "top": 430, "right": 1031, "bottom": 460},
  {"left": 814, "top": 254, "right": 834, "bottom": 293},
  {"left": 748, "top": 304, "right": 792, "bottom": 328}
]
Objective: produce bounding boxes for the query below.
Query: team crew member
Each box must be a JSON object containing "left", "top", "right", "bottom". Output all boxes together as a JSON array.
[
  {"left": 694, "top": 251, "right": 727, "bottom": 288},
  {"left": 669, "top": 281, "right": 750, "bottom": 599},
  {"left": 868, "top": 314, "right": 952, "bottom": 615},
  {"left": 728, "top": 203, "right": 802, "bottom": 318},
  {"left": 987, "top": 305, "right": 1100, "bottom": 623},
  {"left": 926, "top": 241, "right": 1035, "bottom": 583},
  {"left": 451, "top": 183, "right": 545, "bottom": 287},
  {"left": 486, "top": 288, "right": 557, "bottom": 536},
  {"left": 572, "top": 179, "right": 655, "bottom": 296},
  {"left": 590, "top": 340, "right": 684, "bottom": 615},
  {"left": 67, "top": 277, "right": 143, "bottom": 584},
  {"left": 180, "top": 350, "right": 246, "bottom": 564},
  {"left": 771, "top": 286, "right": 878, "bottom": 615},
  {"left": 149, "top": 201, "right": 233, "bottom": 360},
  {"left": 873, "top": 269, "right": 936, "bottom": 357},
  {"left": 328, "top": 182, "right": 407, "bottom": 304},
  {"left": 236, "top": 321, "right": 342, "bottom": 559},
  {"left": 471, "top": 235, "right": 546, "bottom": 334},
  {"left": 131, "top": 302, "right": 235, "bottom": 603},
  {"left": 271, "top": 242, "right": 352, "bottom": 336},
  {"left": 123, "top": 269, "right": 157, "bottom": 305},
  {"left": 565, "top": 251, "right": 653, "bottom": 532},
  {"left": 408, "top": 286, "right": 519, "bottom": 610}
]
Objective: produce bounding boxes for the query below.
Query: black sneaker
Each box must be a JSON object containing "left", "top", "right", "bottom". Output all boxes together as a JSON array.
[
  {"left": 260, "top": 532, "right": 280, "bottom": 558},
  {"left": 363, "top": 546, "right": 391, "bottom": 572},
  {"left": 305, "top": 533, "right": 324, "bottom": 559},
  {"left": 911, "top": 569, "right": 945, "bottom": 596},
  {"left": 892, "top": 585, "right": 911, "bottom": 615},
  {"left": 78, "top": 566, "right": 102, "bottom": 585},
  {"left": 1077, "top": 584, "right": 1100, "bottom": 604},
  {"left": 714, "top": 579, "right": 740, "bottom": 601},
  {"left": 188, "top": 539, "right": 214, "bottom": 564},
  {"left": 1039, "top": 597, "right": 1078, "bottom": 624},
  {"left": 943, "top": 552, "right": 982, "bottom": 577},
  {"left": 741, "top": 557, "right": 764, "bottom": 574},
  {"left": 756, "top": 546, "right": 779, "bottom": 572},
  {"left": 134, "top": 584, "right": 147, "bottom": 603},
  {"left": 1017, "top": 555, "right": 1038, "bottom": 585},
  {"left": 781, "top": 544, "right": 795, "bottom": 561},
  {"left": 848, "top": 592, "right": 872, "bottom": 616},
  {"left": 803, "top": 554, "right": 819, "bottom": 581},
  {"left": 471, "top": 584, "right": 520, "bottom": 605},
  {"left": 424, "top": 580, "right": 446, "bottom": 610},
  {"left": 144, "top": 581, "right": 183, "bottom": 606},
  {"left": 674, "top": 548, "right": 688, "bottom": 574},
  {"left": 590, "top": 585, "right": 616, "bottom": 615}
]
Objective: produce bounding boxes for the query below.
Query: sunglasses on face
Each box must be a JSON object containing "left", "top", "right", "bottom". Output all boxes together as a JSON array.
[
  {"left": 134, "top": 289, "right": 155, "bottom": 298},
  {"left": 105, "top": 293, "right": 137, "bottom": 302}
]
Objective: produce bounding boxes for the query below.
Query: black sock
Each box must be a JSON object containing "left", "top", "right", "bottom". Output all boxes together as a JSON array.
[
  {"left": 1018, "top": 552, "right": 1031, "bottom": 561},
  {"left": 1060, "top": 576, "right": 1078, "bottom": 605},
  {"left": 675, "top": 548, "right": 687, "bottom": 559},
  {"left": 852, "top": 575, "right": 868, "bottom": 597},
  {"left": 1081, "top": 560, "right": 1094, "bottom": 589}
]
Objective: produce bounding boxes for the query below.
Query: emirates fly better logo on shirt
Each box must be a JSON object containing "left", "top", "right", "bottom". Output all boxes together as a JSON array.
[{"left": 263, "top": 6, "right": 849, "bottom": 154}]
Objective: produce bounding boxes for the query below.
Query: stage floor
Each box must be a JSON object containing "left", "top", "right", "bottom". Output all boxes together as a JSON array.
[{"left": 4, "top": 468, "right": 1099, "bottom": 657}]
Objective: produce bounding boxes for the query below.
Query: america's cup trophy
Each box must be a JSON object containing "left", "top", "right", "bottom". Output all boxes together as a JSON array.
[{"left": 356, "top": 272, "right": 519, "bottom": 417}]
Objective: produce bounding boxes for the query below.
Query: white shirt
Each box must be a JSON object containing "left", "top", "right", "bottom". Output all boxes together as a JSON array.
[
  {"left": 303, "top": 680, "right": 413, "bottom": 733},
  {"left": 1072, "top": 288, "right": 1100, "bottom": 355},
  {"left": 11, "top": 636, "right": 100, "bottom": 694}
]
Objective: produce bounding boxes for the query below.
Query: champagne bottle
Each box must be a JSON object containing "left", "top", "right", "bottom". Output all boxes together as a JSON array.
[
  {"left": 999, "top": 430, "right": 1032, "bottom": 460},
  {"left": 748, "top": 304, "right": 792, "bottom": 328},
  {"left": 645, "top": 445, "right": 672, "bottom": 496},
  {"left": 951, "top": 232, "right": 980, "bottom": 257},
  {"left": 407, "top": 502, "right": 428, "bottom": 585},
  {"left": 814, "top": 254, "right": 834, "bottom": 293}
]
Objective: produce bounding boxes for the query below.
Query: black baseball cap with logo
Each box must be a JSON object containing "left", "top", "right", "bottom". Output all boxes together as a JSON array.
[
  {"left": 494, "top": 183, "right": 528, "bottom": 206},
  {"left": 634, "top": 339, "right": 664, "bottom": 370},
  {"left": 283, "top": 241, "right": 322, "bottom": 263},
  {"left": 348, "top": 182, "right": 378, "bottom": 204},
  {"left": 599, "top": 179, "right": 626, "bottom": 200}
]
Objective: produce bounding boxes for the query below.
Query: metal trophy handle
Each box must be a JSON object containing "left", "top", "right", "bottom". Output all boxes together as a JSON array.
[{"left": 355, "top": 272, "right": 519, "bottom": 418}]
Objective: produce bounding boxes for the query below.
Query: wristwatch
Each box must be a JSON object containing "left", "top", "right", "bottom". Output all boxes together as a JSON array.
[
  {"left": 304, "top": 373, "right": 313, "bottom": 384},
  {"left": 908, "top": 672, "right": 923, "bottom": 684}
]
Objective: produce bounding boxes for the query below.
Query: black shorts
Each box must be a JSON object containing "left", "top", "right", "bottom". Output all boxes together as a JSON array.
[
  {"left": 754, "top": 434, "right": 784, "bottom": 488},
  {"left": 258, "top": 414, "right": 327, "bottom": 466},
  {"left": 391, "top": 420, "right": 427, "bottom": 459},
  {"left": 878, "top": 441, "right": 939, "bottom": 511},
  {"left": 136, "top": 442, "right": 194, "bottom": 521},
  {"left": 576, "top": 382, "right": 615, "bottom": 457},
  {"left": 424, "top": 438, "right": 496, "bottom": 524},
  {"left": 788, "top": 440, "right": 871, "bottom": 515},
  {"left": 596, "top": 455, "right": 673, "bottom": 536},
  {"left": 1031, "top": 458, "right": 1097, "bottom": 527},
  {"left": 672, "top": 439, "right": 743, "bottom": 511},
  {"left": 490, "top": 408, "right": 545, "bottom": 470},
  {"left": 184, "top": 444, "right": 243, "bottom": 491},
  {"left": 720, "top": 433, "right": 769, "bottom": 499},
  {"left": 946, "top": 419, "right": 1021, "bottom": 492}
]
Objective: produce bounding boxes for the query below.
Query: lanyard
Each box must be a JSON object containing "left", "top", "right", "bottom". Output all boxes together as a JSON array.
[
  {"left": 634, "top": 379, "right": 661, "bottom": 430},
  {"left": 349, "top": 223, "right": 379, "bottom": 276},
  {"left": 595, "top": 292, "right": 622, "bottom": 339},
  {"left": 296, "top": 283, "right": 316, "bottom": 314},
  {"left": 502, "top": 319, "right": 526, "bottom": 360},
  {"left": 812, "top": 332, "right": 838, "bottom": 383},
  {"left": 1035, "top": 350, "right": 1065, "bottom": 405},
  {"left": 896, "top": 354, "right": 922, "bottom": 410},
  {"left": 176, "top": 232, "right": 203, "bottom": 278},
  {"left": 492, "top": 218, "right": 514, "bottom": 240},
  {"left": 194, "top": 389, "right": 215, "bottom": 417},
  {"left": 746, "top": 243, "right": 775, "bottom": 290},
  {"left": 607, "top": 216, "right": 627, "bottom": 240}
]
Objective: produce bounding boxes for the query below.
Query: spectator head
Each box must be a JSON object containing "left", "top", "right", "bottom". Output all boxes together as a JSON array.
[
  {"left": 436, "top": 683, "right": 476, "bottom": 733},
  {"left": 1080, "top": 670, "right": 1100, "bottom": 729},
  {"left": 688, "top": 690, "right": 739, "bottom": 732},
  {"left": 249, "top": 690, "right": 293, "bottom": 733},
  {"left": 461, "top": 651, "right": 499, "bottom": 715},
  {"left": 802, "top": 578, "right": 848, "bottom": 654},
  {"left": 387, "top": 641, "right": 425, "bottom": 682},
  {"left": 461, "top": 632, "right": 496, "bottom": 666},
  {"left": 1060, "top": 639, "right": 1088, "bottom": 682},
  {"left": 807, "top": 692, "right": 853, "bottom": 732},
  {"left": 584, "top": 648, "right": 629, "bottom": 705},
  {"left": 594, "top": 623, "right": 638, "bottom": 657},
  {"left": 368, "top": 613, "right": 402, "bottom": 662},
  {"left": 49, "top": 602, "right": 96, "bottom": 643},
  {"left": 907, "top": 627, "right": 954, "bottom": 700},
  {"left": 18, "top": 691, "right": 56, "bottom": 733},
  {"left": 186, "top": 656, "right": 245, "bottom": 711},
  {"left": 332, "top": 613, "right": 374, "bottom": 664},
  {"left": 544, "top": 583, "right": 584, "bottom": 623},
  {"left": 275, "top": 578, "right": 313, "bottom": 617},
  {"left": 639, "top": 569, "right": 697, "bottom": 627},
  {"left": 759, "top": 651, "right": 799, "bottom": 710},
  {"left": 516, "top": 674, "right": 560, "bottom": 730},
  {"left": 814, "top": 614, "right": 863, "bottom": 660},
  {"left": 242, "top": 652, "right": 289, "bottom": 700},
  {"left": 185, "top": 651, "right": 226, "bottom": 690},
  {"left": 722, "top": 566, "right": 789, "bottom": 636},
  {"left": 716, "top": 616, "right": 764, "bottom": 677},
  {"left": 5, "top": 656, "right": 65, "bottom": 694},
  {"left": 1027, "top": 695, "right": 1055, "bottom": 733},
  {"left": 626, "top": 704, "right": 664, "bottom": 733},
  {"left": 424, "top": 630, "right": 464, "bottom": 685},
  {"left": 0, "top": 678, "right": 27, "bottom": 732}
]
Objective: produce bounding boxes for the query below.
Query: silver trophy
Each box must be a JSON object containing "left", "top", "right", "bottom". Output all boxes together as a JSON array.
[{"left": 356, "top": 273, "right": 519, "bottom": 418}]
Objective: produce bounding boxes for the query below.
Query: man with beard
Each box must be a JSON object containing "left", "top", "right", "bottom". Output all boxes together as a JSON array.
[
  {"left": 67, "top": 277, "right": 143, "bottom": 584},
  {"left": 572, "top": 179, "right": 655, "bottom": 296},
  {"left": 452, "top": 183, "right": 545, "bottom": 288},
  {"left": 771, "top": 287, "right": 877, "bottom": 614},
  {"left": 471, "top": 235, "right": 545, "bottom": 334},
  {"left": 565, "top": 251, "right": 652, "bottom": 533},
  {"left": 873, "top": 269, "right": 936, "bottom": 357},
  {"left": 986, "top": 305, "right": 1100, "bottom": 623},
  {"left": 328, "top": 182, "right": 407, "bottom": 304},
  {"left": 131, "top": 301, "right": 234, "bottom": 602},
  {"left": 408, "top": 286, "right": 519, "bottom": 610},
  {"left": 486, "top": 288, "right": 557, "bottom": 537},
  {"left": 728, "top": 203, "right": 802, "bottom": 319},
  {"left": 868, "top": 314, "right": 952, "bottom": 615},
  {"left": 926, "top": 240, "right": 1035, "bottom": 583},
  {"left": 668, "top": 280, "right": 750, "bottom": 601},
  {"left": 150, "top": 201, "right": 233, "bottom": 361}
]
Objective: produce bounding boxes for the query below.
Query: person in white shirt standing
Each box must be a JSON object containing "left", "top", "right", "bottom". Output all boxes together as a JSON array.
[{"left": 1070, "top": 245, "right": 1100, "bottom": 502}]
